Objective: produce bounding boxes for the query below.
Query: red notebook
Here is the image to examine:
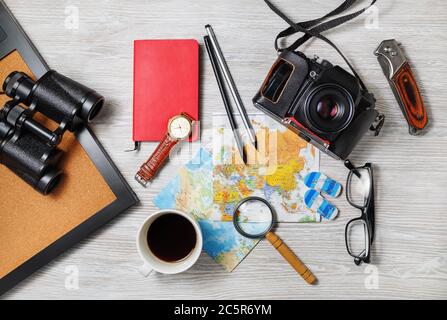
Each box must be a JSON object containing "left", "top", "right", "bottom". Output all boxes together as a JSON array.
[{"left": 133, "top": 39, "right": 199, "bottom": 142}]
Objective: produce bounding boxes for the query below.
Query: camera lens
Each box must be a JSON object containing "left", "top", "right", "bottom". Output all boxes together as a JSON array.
[
  {"left": 304, "top": 84, "right": 354, "bottom": 134},
  {"left": 316, "top": 96, "right": 340, "bottom": 120}
]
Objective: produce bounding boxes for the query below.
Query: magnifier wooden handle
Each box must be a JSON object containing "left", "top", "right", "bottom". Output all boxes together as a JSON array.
[{"left": 266, "top": 231, "right": 317, "bottom": 285}]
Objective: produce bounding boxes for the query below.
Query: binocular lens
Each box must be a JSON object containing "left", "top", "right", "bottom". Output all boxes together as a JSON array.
[
  {"left": 81, "top": 92, "right": 105, "bottom": 122},
  {"left": 37, "top": 168, "right": 63, "bottom": 195}
]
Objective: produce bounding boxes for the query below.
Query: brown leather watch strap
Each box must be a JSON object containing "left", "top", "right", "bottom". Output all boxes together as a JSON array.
[{"left": 135, "top": 133, "right": 178, "bottom": 186}]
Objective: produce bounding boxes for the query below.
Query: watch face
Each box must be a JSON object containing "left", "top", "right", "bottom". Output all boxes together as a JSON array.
[{"left": 168, "top": 116, "right": 192, "bottom": 139}]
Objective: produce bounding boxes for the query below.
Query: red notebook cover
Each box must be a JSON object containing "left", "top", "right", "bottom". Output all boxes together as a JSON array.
[{"left": 133, "top": 39, "right": 199, "bottom": 142}]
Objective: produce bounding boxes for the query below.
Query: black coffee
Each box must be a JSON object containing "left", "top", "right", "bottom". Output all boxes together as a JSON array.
[{"left": 147, "top": 213, "right": 197, "bottom": 262}]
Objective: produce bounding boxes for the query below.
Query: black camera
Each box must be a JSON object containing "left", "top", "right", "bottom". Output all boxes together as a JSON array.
[
  {"left": 0, "top": 70, "right": 105, "bottom": 194},
  {"left": 253, "top": 50, "right": 382, "bottom": 160}
]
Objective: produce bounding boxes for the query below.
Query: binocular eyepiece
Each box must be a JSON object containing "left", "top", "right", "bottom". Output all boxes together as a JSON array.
[{"left": 0, "top": 70, "right": 105, "bottom": 195}]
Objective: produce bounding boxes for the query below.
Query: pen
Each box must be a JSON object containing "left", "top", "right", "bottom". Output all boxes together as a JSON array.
[
  {"left": 204, "top": 35, "right": 247, "bottom": 163},
  {"left": 205, "top": 24, "right": 257, "bottom": 147}
]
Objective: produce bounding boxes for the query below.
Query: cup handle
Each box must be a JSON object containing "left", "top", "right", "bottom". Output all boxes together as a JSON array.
[{"left": 138, "top": 263, "right": 154, "bottom": 277}]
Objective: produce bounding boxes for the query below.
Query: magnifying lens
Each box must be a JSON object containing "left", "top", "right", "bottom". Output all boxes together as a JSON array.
[{"left": 233, "top": 196, "right": 317, "bottom": 285}]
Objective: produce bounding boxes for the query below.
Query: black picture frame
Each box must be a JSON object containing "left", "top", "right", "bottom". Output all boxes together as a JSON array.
[{"left": 0, "top": 0, "right": 139, "bottom": 296}]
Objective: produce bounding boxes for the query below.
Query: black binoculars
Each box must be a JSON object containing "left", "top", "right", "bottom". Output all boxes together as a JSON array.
[{"left": 0, "top": 70, "right": 105, "bottom": 195}]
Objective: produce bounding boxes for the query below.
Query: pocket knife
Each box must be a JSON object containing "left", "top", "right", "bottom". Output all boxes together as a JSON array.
[{"left": 375, "top": 39, "right": 428, "bottom": 135}]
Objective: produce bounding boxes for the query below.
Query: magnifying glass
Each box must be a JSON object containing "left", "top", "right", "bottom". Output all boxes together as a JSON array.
[{"left": 233, "top": 196, "right": 317, "bottom": 285}]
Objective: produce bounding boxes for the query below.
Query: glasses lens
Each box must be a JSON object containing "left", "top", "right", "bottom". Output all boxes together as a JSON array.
[
  {"left": 347, "top": 168, "right": 371, "bottom": 207},
  {"left": 234, "top": 199, "right": 273, "bottom": 238},
  {"left": 346, "top": 219, "right": 369, "bottom": 258}
]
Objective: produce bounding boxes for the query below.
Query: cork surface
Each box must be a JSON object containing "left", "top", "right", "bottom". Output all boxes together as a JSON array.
[{"left": 0, "top": 50, "right": 117, "bottom": 279}]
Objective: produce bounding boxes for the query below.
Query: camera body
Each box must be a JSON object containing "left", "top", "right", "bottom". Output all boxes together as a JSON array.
[
  {"left": 253, "top": 50, "right": 379, "bottom": 160},
  {"left": 0, "top": 70, "right": 105, "bottom": 194}
]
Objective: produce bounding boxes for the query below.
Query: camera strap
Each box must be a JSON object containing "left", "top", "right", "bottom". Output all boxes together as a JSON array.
[{"left": 264, "top": 0, "right": 376, "bottom": 91}]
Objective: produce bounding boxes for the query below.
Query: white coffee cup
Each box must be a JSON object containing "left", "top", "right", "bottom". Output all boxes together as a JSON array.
[{"left": 136, "top": 209, "right": 203, "bottom": 276}]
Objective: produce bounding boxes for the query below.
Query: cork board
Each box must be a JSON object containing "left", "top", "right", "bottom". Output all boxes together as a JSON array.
[{"left": 0, "top": 50, "right": 117, "bottom": 279}]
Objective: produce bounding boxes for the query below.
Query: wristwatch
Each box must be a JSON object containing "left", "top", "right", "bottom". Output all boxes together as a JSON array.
[{"left": 135, "top": 113, "right": 194, "bottom": 187}]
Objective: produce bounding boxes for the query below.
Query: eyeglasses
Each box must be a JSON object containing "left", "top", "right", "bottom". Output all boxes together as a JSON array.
[{"left": 344, "top": 161, "right": 375, "bottom": 266}]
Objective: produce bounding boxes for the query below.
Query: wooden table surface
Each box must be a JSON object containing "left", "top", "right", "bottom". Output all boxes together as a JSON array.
[{"left": 3, "top": 0, "right": 447, "bottom": 300}]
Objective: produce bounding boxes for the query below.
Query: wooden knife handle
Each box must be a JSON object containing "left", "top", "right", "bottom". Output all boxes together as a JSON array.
[
  {"left": 266, "top": 231, "right": 317, "bottom": 285},
  {"left": 135, "top": 133, "right": 178, "bottom": 186},
  {"left": 391, "top": 62, "right": 428, "bottom": 134}
]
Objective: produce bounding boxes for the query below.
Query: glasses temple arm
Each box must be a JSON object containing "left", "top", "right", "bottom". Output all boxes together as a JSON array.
[{"left": 344, "top": 159, "right": 362, "bottom": 178}]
